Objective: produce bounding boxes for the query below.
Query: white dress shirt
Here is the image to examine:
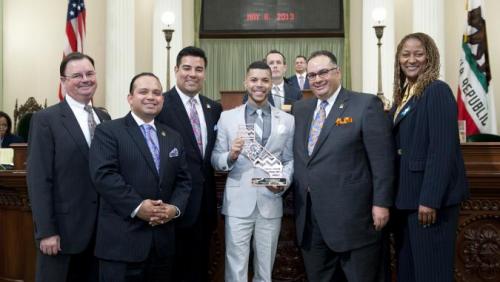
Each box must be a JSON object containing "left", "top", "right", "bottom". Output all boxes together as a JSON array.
[
  {"left": 271, "top": 81, "right": 285, "bottom": 108},
  {"left": 312, "top": 85, "right": 342, "bottom": 119},
  {"left": 65, "top": 94, "right": 101, "bottom": 147},
  {"left": 176, "top": 85, "right": 208, "bottom": 156}
]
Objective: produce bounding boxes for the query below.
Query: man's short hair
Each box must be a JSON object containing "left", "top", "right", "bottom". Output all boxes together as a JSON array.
[
  {"left": 246, "top": 61, "right": 272, "bottom": 74},
  {"left": 265, "top": 50, "right": 286, "bottom": 64},
  {"left": 60, "top": 52, "right": 95, "bottom": 76},
  {"left": 176, "top": 46, "right": 208, "bottom": 68},
  {"left": 308, "top": 50, "right": 338, "bottom": 65},
  {"left": 296, "top": 55, "right": 307, "bottom": 61},
  {"left": 129, "top": 72, "right": 161, "bottom": 94}
]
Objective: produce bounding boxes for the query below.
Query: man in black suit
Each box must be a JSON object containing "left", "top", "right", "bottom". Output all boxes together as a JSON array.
[
  {"left": 266, "top": 50, "right": 302, "bottom": 109},
  {"left": 27, "top": 52, "right": 111, "bottom": 282},
  {"left": 292, "top": 50, "right": 395, "bottom": 281},
  {"left": 288, "top": 55, "right": 310, "bottom": 90},
  {"left": 156, "top": 46, "right": 222, "bottom": 282},
  {"left": 89, "top": 72, "right": 191, "bottom": 282}
]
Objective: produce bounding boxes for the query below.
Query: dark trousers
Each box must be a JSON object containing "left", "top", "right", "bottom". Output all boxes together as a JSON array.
[
  {"left": 35, "top": 240, "right": 98, "bottom": 282},
  {"left": 393, "top": 205, "right": 460, "bottom": 282},
  {"left": 301, "top": 194, "right": 381, "bottom": 282},
  {"left": 99, "top": 246, "right": 173, "bottom": 282},
  {"left": 173, "top": 214, "right": 213, "bottom": 282}
]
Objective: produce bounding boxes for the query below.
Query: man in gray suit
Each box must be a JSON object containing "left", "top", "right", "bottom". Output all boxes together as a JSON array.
[
  {"left": 292, "top": 50, "right": 395, "bottom": 281},
  {"left": 212, "top": 61, "right": 294, "bottom": 282},
  {"left": 27, "top": 52, "right": 110, "bottom": 282}
]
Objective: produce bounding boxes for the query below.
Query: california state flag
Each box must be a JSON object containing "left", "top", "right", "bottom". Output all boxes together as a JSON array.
[{"left": 457, "top": 0, "right": 497, "bottom": 135}]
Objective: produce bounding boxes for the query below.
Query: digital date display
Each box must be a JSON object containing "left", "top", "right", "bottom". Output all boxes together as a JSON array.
[{"left": 201, "top": 0, "right": 343, "bottom": 37}]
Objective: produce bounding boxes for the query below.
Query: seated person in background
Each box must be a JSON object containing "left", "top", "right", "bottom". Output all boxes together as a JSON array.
[{"left": 0, "top": 111, "right": 24, "bottom": 147}]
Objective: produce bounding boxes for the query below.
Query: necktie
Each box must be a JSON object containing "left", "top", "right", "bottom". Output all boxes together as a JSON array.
[
  {"left": 272, "top": 86, "right": 282, "bottom": 109},
  {"left": 83, "top": 105, "right": 97, "bottom": 142},
  {"left": 308, "top": 101, "right": 328, "bottom": 156},
  {"left": 140, "top": 124, "right": 160, "bottom": 172},
  {"left": 189, "top": 98, "right": 203, "bottom": 156},
  {"left": 298, "top": 76, "right": 305, "bottom": 90},
  {"left": 254, "top": 109, "right": 264, "bottom": 144}
]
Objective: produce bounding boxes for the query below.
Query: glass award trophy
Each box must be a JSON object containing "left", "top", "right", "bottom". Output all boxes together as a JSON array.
[{"left": 238, "top": 124, "right": 287, "bottom": 186}]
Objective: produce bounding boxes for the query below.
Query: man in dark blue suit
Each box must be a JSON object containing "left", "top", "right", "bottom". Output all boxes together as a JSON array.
[
  {"left": 156, "top": 46, "right": 222, "bottom": 282},
  {"left": 27, "top": 52, "right": 111, "bottom": 282},
  {"left": 288, "top": 55, "right": 310, "bottom": 90},
  {"left": 89, "top": 73, "right": 191, "bottom": 282}
]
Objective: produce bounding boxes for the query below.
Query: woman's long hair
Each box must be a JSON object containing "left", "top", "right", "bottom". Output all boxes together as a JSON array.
[
  {"left": 393, "top": 32, "right": 440, "bottom": 107},
  {"left": 0, "top": 111, "right": 13, "bottom": 136}
]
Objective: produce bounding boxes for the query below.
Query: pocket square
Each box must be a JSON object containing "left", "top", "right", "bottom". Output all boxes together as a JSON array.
[
  {"left": 335, "top": 117, "right": 353, "bottom": 126},
  {"left": 277, "top": 124, "right": 286, "bottom": 134},
  {"left": 169, "top": 148, "right": 179, "bottom": 158}
]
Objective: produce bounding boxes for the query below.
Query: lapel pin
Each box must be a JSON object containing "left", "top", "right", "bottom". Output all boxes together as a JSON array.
[
  {"left": 339, "top": 103, "right": 344, "bottom": 109},
  {"left": 161, "top": 131, "right": 166, "bottom": 137},
  {"left": 207, "top": 104, "right": 211, "bottom": 109}
]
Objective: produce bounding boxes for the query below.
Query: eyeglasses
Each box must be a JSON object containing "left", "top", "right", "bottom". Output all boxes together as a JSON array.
[
  {"left": 306, "top": 67, "right": 338, "bottom": 80},
  {"left": 63, "top": 71, "right": 96, "bottom": 81}
]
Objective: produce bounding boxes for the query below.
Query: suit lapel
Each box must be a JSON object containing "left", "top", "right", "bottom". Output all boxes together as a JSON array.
[
  {"left": 59, "top": 100, "right": 91, "bottom": 160},
  {"left": 308, "top": 89, "right": 349, "bottom": 161},
  {"left": 199, "top": 95, "right": 215, "bottom": 160},
  {"left": 170, "top": 91, "right": 203, "bottom": 158},
  {"left": 393, "top": 96, "right": 418, "bottom": 128},
  {"left": 125, "top": 114, "right": 159, "bottom": 176},
  {"left": 155, "top": 122, "right": 171, "bottom": 184},
  {"left": 265, "top": 107, "right": 281, "bottom": 148}
]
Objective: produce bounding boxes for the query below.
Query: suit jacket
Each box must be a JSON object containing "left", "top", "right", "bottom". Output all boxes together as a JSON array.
[
  {"left": 293, "top": 88, "right": 395, "bottom": 252},
  {"left": 242, "top": 80, "right": 303, "bottom": 108},
  {"left": 288, "top": 74, "right": 310, "bottom": 90},
  {"left": 27, "top": 100, "right": 110, "bottom": 254},
  {"left": 1, "top": 133, "right": 24, "bottom": 148},
  {"left": 156, "top": 88, "right": 222, "bottom": 229},
  {"left": 211, "top": 104, "right": 294, "bottom": 218},
  {"left": 89, "top": 113, "right": 191, "bottom": 262},
  {"left": 391, "top": 80, "right": 469, "bottom": 209}
]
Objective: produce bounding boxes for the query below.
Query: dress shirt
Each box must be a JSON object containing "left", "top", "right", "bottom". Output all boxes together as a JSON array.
[
  {"left": 65, "top": 94, "right": 101, "bottom": 146},
  {"left": 272, "top": 82, "right": 285, "bottom": 108},
  {"left": 296, "top": 73, "right": 307, "bottom": 90},
  {"left": 312, "top": 85, "right": 341, "bottom": 120},
  {"left": 245, "top": 102, "right": 272, "bottom": 146},
  {"left": 176, "top": 86, "right": 208, "bottom": 156},
  {"left": 129, "top": 112, "right": 180, "bottom": 219}
]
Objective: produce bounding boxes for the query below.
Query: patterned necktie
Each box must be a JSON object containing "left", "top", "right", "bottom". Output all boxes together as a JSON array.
[
  {"left": 140, "top": 124, "right": 160, "bottom": 172},
  {"left": 83, "top": 105, "right": 97, "bottom": 142},
  {"left": 308, "top": 100, "right": 328, "bottom": 156},
  {"left": 298, "top": 76, "right": 305, "bottom": 90},
  {"left": 189, "top": 98, "right": 203, "bottom": 156},
  {"left": 272, "top": 86, "right": 282, "bottom": 109},
  {"left": 254, "top": 109, "right": 264, "bottom": 144}
]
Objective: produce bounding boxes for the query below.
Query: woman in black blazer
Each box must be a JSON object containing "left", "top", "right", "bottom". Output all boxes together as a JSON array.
[
  {"left": 0, "top": 111, "right": 24, "bottom": 148},
  {"left": 390, "top": 33, "right": 469, "bottom": 282}
]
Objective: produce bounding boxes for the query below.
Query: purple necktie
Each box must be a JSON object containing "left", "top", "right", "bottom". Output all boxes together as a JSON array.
[
  {"left": 189, "top": 98, "right": 203, "bottom": 156},
  {"left": 140, "top": 124, "right": 160, "bottom": 171},
  {"left": 308, "top": 100, "right": 328, "bottom": 156},
  {"left": 298, "top": 76, "right": 305, "bottom": 90}
]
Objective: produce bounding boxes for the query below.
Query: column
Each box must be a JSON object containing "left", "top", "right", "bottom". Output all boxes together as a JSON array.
[
  {"left": 413, "top": 0, "right": 445, "bottom": 77},
  {"left": 105, "top": 0, "right": 135, "bottom": 118}
]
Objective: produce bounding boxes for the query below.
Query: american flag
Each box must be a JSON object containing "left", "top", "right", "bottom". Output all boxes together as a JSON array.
[{"left": 59, "top": 0, "right": 86, "bottom": 100}]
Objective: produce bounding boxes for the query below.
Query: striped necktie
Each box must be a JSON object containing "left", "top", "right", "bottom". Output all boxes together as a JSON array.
[
  {"left": 298, "top": 76, "right": 305, "bottom": 90},
  {"left": 272, "top": 85, "right": 282, "bottom": 109},
  {"left": 83, "top": 105, "right": 97, "bottom": 142},
  {"left": 254, "top": 109, "right": 264, "bottom": 144},
  {"left": 308, "top": 100, "right": 328, "bottom": 155},
  {"left": 140, "top": 124, "right": 160, "bottom": 172},
  {"left": 189, "top": 98, "right": 203, "bottom": 156}
]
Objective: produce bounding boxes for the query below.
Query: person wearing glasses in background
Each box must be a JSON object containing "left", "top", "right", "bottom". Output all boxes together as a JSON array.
[
  {"left": 0, "top": 111, "right": 24, "bottom": 147},
  {"left": 292, "top": 50, "right": 395, "bottom": 281},
  {"left": 27, "top": 52, "right": 110, "bottom": 282}
]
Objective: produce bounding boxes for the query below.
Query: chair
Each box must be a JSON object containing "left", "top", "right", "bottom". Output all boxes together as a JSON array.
[
  {"left": 467, "top": 133, "right": 500, "bottom": 142},
  {"left": 13, "top": 97, "right": 47, "bottom": 141}
]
